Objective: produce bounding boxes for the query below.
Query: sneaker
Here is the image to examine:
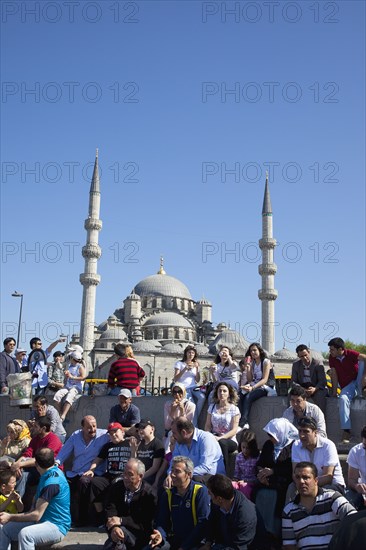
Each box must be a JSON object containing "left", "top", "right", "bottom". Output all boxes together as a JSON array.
[{"left": 341, "top": 430, "right": 350, "bottom": 444}]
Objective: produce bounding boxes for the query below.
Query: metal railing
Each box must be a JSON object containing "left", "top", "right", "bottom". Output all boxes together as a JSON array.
[
  {"left": 83, "top": 374, "right": 338, "bottom": 397},
  {"left": 83, "top": 377, "right": 173, "bottom": 396}
]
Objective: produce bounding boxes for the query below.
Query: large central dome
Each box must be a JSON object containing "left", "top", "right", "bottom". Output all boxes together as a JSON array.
[{"left": 134, "top": 263, "right": 192, "bottom": 300}]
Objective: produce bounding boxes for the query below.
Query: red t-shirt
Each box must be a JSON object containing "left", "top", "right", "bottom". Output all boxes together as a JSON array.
[
  {"left": 108, "top": 358, "right": 145, "bottom": 390},
  {"left": 22, "top": 432, "right": 63, "bottom": 460},
  {"left": 329, "top": 349, "right": 360, "bottom": 389}
]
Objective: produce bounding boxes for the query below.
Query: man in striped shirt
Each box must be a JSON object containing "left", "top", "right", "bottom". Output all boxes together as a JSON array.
[{"left": 282, "top": 461, "right": 356, "bottom": 549}]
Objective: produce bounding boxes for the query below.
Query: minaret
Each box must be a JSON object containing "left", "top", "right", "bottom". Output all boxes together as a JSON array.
[
  {"left": 79, "top": 150, "right": 102, "bottom": 367},
  {"left": 258, "top": 173, "right": 278, "bottom": 355}
]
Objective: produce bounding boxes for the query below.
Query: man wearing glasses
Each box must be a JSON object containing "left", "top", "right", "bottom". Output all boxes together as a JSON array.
[{"left": 28, "top": 337, "right": 65, "bottom": 396}]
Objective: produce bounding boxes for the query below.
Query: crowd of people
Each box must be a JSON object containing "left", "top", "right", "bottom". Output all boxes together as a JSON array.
[{"left": 0, "top": 336, "right": 365, "bottom": 550}]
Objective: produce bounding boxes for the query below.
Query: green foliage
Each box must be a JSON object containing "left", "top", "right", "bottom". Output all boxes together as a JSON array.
[{"left": 343, "top": 340, "right": 366, "bottom": 354}]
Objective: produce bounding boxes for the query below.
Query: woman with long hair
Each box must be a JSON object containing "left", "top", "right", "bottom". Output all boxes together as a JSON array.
[
  {"left": 238, "top": 342, "right": 276, "bottom": 429},
  {"left": 204, "top": 382, "right": 240, "bottom": 471},
  {"left": 173, "top": 345, "right": 205, "bottom": 426},
  {"left": 107, "top": 343, "right": 145, "bottom": 396},
  {"left": 209, "top": 346, "right": 239, "bottom": 393}
]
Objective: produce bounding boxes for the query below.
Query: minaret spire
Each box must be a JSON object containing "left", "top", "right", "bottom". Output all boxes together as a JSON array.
[
  {"left": 262, "top": 171, "right": 272, "bottom": 214},
  {"left": 258, "top": 175, "right": 278, "bottom": 355},
  {"left": 79, "top": 150, "right": 102, "bottom": 369}
]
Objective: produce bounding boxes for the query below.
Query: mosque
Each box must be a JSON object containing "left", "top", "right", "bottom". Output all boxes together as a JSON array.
[{"left": 72, "top": 152, "right": 323, "bottom": 383}]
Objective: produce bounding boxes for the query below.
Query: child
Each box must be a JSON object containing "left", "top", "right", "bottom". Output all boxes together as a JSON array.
[
  {"left": 132, "top": 419, "right": 164, "bottom": 485},
  {"left": 232, "top": 429, "right": 259, "bottom": 500},
  {"left": 0, "top": 470, "right": 24, "bottom": 513}
]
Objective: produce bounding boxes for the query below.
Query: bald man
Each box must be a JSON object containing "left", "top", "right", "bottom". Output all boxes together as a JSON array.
[{"left": 55, "top": 416, "right": 109, "bottom": 526}]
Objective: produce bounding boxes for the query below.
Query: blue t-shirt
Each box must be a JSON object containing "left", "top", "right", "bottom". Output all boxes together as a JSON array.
[{"left": 35, "top": 465, "right": 71, "bottom": 535}]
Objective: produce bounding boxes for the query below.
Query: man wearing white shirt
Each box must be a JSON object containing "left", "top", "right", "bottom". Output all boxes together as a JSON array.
[
  {"left": 291, "top": 416, "right": 345, "bottom": 493},
  {"left": 346, "top": 425, "right": 366, "bottom": 509}
]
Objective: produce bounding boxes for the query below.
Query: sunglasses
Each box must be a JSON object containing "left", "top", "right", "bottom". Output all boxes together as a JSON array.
[{"left": 172, "top": 390, "right": 183, "bottom": 395}]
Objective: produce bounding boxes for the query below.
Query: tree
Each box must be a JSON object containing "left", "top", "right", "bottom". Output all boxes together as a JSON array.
[{"left": 343, "top": 340, "right": 366, "bottom": 354}]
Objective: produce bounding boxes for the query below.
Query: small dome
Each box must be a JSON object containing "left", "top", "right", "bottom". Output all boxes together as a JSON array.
[
  {"left": 99, "top": 327, "right": 127, "bottom": 341},
  {"left": 209, "top": 329, "right": 250, "bottom": 356},
  {"left": 135, "top": 273, "right": 192, "bottom": 300},
  {"left": 148, "top": 339, "right": 162, "bottom": 348},
  {"left": 97, "top": 320, "right": 108, "bottom": 331},
  {"left": 132, "top": 341, "right": 162, "bottom": 353},
  {"left": 273, "top": 347, "right": 297, "bottom": 361},
  {"left": 194, "top": 344, "right": 210, "bottom": 355},
  {"left": 162, "top": 343, "right": 184, "bottom": 353},
  {"left": 309, "top": 349, "right": 325, "bottom": 363},
  {"left": 198, "top": 297, "right": 211, "bottom": 305},
  {"left": 143, "top": 312, "right": 193, "bottom": 328},
  {"left": 126, "top": 289, "right": 141, "bottom": 300}
]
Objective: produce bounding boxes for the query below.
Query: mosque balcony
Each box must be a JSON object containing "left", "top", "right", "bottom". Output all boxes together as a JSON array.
[
  {"left": 258, "top": 263, "right": 277, "bottom": 276},
  {"left": 80, "top": 273, "right": 101, "bottom": 286},
  {"left": 259, "top": 238, "right": 277, "bottom": 249},
  {"left": 82, "top": 244, "right": 102, "bottom": 259},
  {"left": 84, "top": 218, "right": 102, "bottom": 231},
  {"left": 258, "top": 289, "right": 278, "bottom": 301}
]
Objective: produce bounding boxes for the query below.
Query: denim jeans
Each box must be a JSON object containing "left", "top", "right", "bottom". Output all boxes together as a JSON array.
[
  {"left": 186, "top": 387, "right": 206, "bottom": 427},
  {"left": 345, "top": 488, "right": 366, "bottom": 510},
  {"left": 356, "top": 361, "right": 365, "bottom": 395},
  {"left": 339, "top": 380, "right": 357, "bottom": 429},
  {"left": 0, "top": 520, "right": 64, "bottom": 550},
  {"left": 239, "top": 387, "right": 267, "bottom": 427}
]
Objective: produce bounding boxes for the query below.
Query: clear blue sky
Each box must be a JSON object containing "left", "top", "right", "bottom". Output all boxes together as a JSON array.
[{"left": 1, "top": 1, "right": 365, "bottom": 353}]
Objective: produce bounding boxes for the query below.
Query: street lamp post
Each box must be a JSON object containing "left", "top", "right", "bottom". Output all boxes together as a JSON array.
[{"left": 11, "top": 291, "right": 23, "bottom": 346}]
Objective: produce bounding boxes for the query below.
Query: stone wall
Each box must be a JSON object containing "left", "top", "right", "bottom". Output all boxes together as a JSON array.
[{"left": 1, "top": 395, "right": 365, "bottom": 447}]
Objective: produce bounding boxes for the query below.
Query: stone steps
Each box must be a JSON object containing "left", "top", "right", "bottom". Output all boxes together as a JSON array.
[
  {"left": 51, "top": 527, "right": 108, "bottom": 549},
  {"left": 10, "top": 528, "right": 107, "bottom": 550}
]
